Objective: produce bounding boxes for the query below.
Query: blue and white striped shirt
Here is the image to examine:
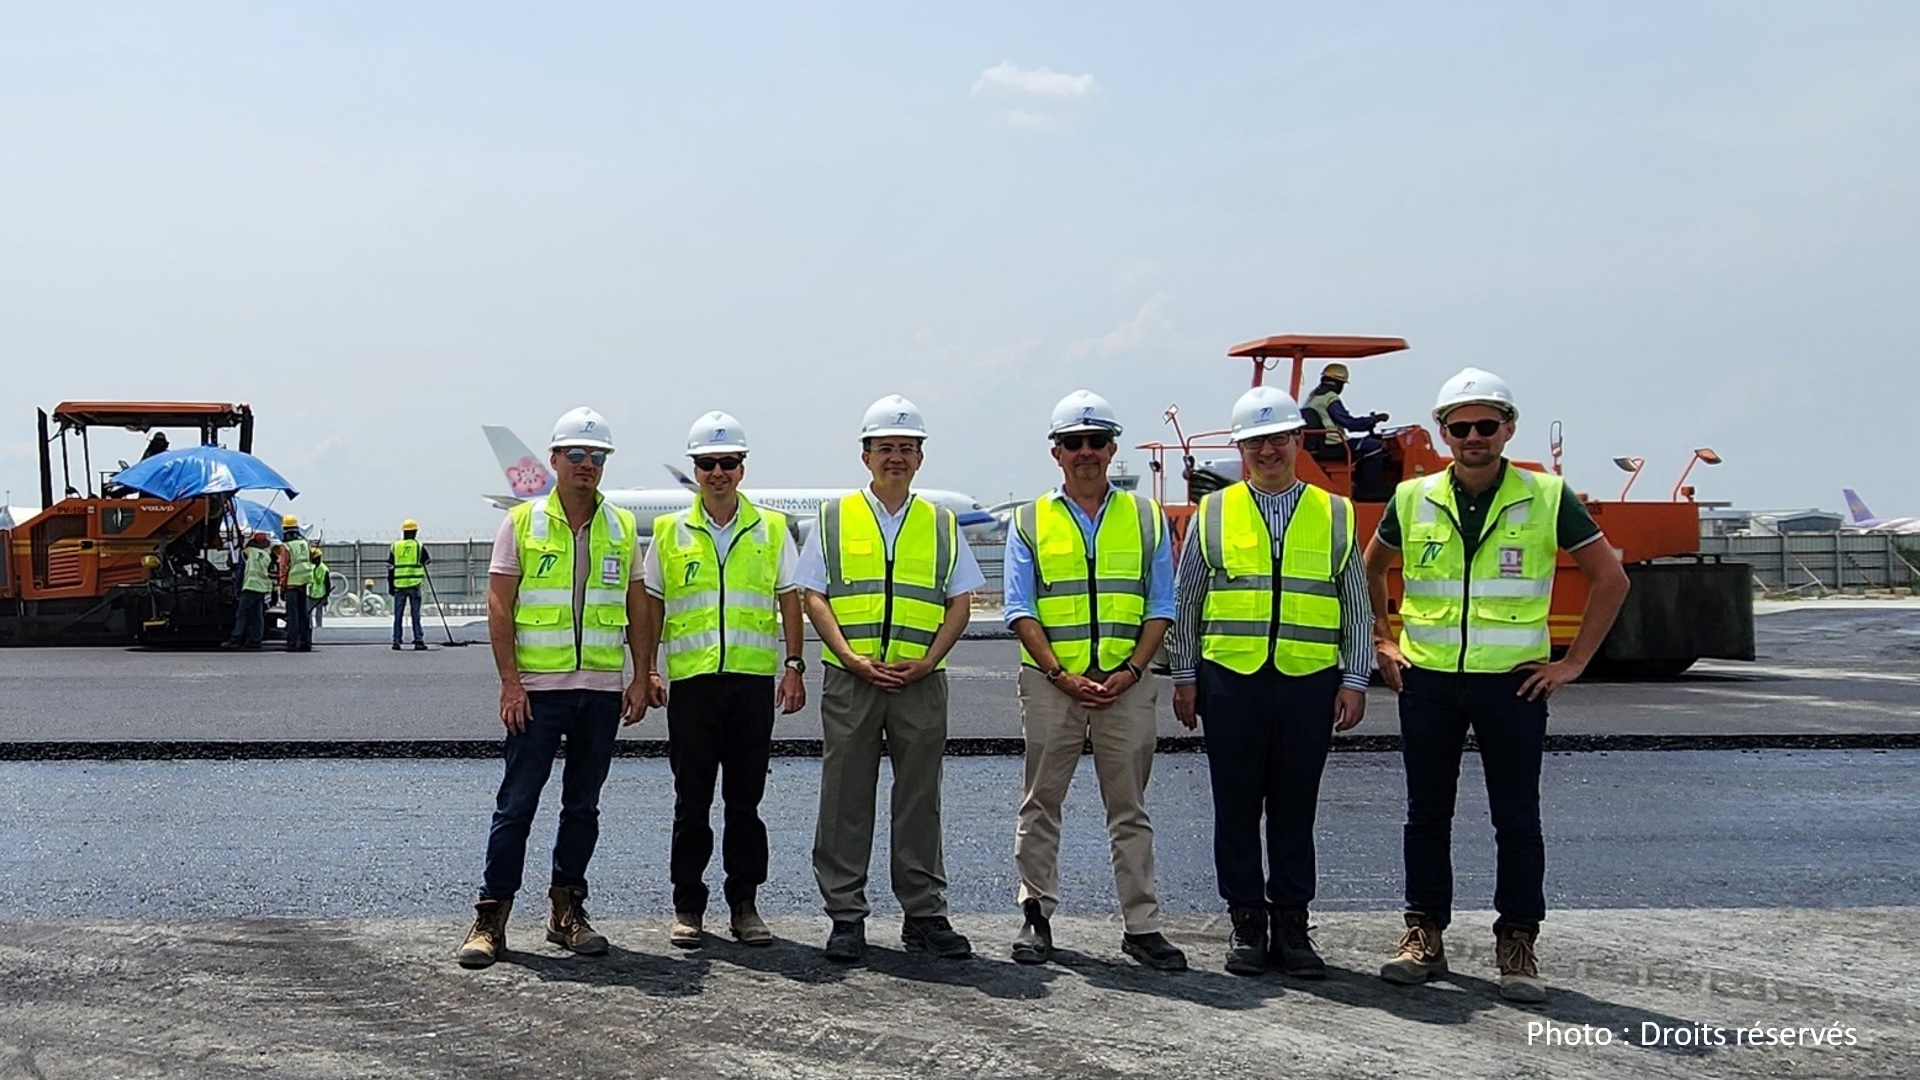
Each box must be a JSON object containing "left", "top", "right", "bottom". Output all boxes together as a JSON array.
[{"left": 1168, "top": 480, "right": 1374, "bottom": 691}]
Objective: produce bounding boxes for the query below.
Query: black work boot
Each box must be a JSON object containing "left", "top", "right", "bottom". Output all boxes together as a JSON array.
[
  {"left": 1121, "top": 931, "right": 1188, "bottom": 971},
  {"left": 1010, "top": 899, "right": 1053, "bottom": 965},
  {"left": 823, "top": 919, "right": 866, "bottom": 963},
  {"left": 1271, "top": 909, "right": 1327, "bottom": 979},
  {"left": 901, "top": 915, "right": 972, "bottom": 959},
  {"left": 1225, "top": 906, "right": 1268, "bottom": 976}
]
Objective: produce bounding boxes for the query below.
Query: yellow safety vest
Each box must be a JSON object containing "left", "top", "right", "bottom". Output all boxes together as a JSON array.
[
  {"left": 1395, "top": 464, "right": 1562, "bottom": 673},
  {"left": 308, "top": 560, "right": 330, "bottom": 600},
  {"left": 240, "top": 547, "right": 273, "bottom": 594},
  {"left": 1014, "top": 491, "right": 1161, "bottom": 675},
  {"left": 820, "top": 493, "right": 958, "bottom": 668},
  {"left": 391, "top": 538, "right": 425, "bottom": 590},
  {"left": 1196, "top": 482, "right": 1352, "bottom": 676},
  {"left": 282, "top": 538, "right": 311, "bottom": 588},
  {"left": 653, "top": 497, "right": 788, "bottom": 680},
  {"left": 510, "top": 494, "right": 637, "bottom": 674}
]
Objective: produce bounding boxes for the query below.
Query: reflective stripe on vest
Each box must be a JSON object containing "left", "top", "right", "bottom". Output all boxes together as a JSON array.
[
  {"left": 653, "top": 498, "right": 788, "bottom": 679},
  {"left": 511, "top": 495, "right": 637, "bottom": 674},
  {"left": 1394, "top": 465, "right": 1561, "bottom": 673},
  {"left": 820, "top": 493, "right": 956, "bottom": 667},
  {"left": 1196, "top": 482, "right": 1352, "bottom": 676},
  {"left": 1014, "top": 491, "right": 1160, "bottom": 675},
  {"left": 391, "top": 539, "right": 425, "bottom": 590}
]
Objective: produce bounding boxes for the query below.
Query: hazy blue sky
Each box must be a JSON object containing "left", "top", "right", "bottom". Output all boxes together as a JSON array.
[{"left": 4, "top": 2, "right": 1915, "bottom": 537}]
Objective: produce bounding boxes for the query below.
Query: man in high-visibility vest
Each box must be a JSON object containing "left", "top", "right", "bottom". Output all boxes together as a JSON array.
[
  {"left": 632, "top": 410, "right": 806, "bottom": 951},
  {"left": 1301, "top": 362, "right": 1390, "bottom": 498},
  {"left": 1169, "top": 386, "right": 1373, "bottom": 979},
  {"left": 455, "top": 406, "right": 645, "bottom": 970},
  {"left": 221, "top": 531, "right": 274, "bottom": 650},
  {"left": 307, "top": 548, "right": 331, "bottom": 632},
  {"left": 389, "top": 519, "right": 431, "bottom": 651},
  {"left": 799, "top": 394, "right": 984, "bottom": 964},
  {"left": 1365, "top": 368, "right": 1629, "bottom": 1003},
  {"left": 1002, "top": 389, "right": 1185, "bottom": 972},
  {"left": 276, "top": 516, "right": 313, "bottom": 652}
]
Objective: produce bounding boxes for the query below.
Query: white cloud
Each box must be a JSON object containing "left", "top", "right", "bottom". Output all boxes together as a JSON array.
[
  {"left": 970, "top": 61, "right": 1097, "bottom": 99},
  {"left": 1064, "top": 292, "right": 1176, "bottom": 361}
]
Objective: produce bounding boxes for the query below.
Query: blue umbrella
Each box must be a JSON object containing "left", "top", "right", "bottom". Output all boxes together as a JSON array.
[
  {"left": 232, "top": 497, "right": 304, "bottom": 537},
  {"left": 112, "top": 445, "right": 298, "bottom": 501}
]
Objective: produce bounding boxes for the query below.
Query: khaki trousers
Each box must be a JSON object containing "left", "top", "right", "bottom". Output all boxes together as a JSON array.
[
  {"left": 813, "top": 665, "right": 951, "bottom": 921},
  {"left": 1014, "top": 666, "right": 1163, "bottom": 933}
]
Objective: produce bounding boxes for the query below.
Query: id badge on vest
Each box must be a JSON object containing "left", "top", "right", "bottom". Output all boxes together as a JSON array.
[
  {"left": 601, "top": 553, "right": 622, "bottom": 586},
  {"left": 1498, "top": 546, "right": 1525, "bottom": 578}
]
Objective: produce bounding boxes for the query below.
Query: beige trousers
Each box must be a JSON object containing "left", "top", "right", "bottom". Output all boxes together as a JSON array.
[
  {"left": 813, "top": 665, "right": 950, "bottom": 921},
  {"left": 1014, "top": 666, "right": 1163, "bottom": 933}
]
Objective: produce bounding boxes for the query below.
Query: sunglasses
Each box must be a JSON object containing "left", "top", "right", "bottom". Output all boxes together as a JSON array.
[
  {"left": 561, "top": 448, "right": 608, "bottom": 466},
  {"left": 693, "top": 455, "right": 743, "bottom": 472},
  {"left": 1055, "top": 433, "right": 1113, "bottom": 452},
  {"left": 1238, "top": 431, "right": 1298, "bottom": 449},
  {"left": 1445, "top": 419, "right": 1505, "bottom": 439}
]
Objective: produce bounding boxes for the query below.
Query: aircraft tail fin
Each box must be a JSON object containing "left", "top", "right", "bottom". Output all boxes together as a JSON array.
[
  {"left": 663, "top": 464, "right": 697, "bottom": 490},
  {"left": 1842, "top": 488, "right": 1874, "bottom": 524},
  {"left": 482, "top": 425, "right": 555, "bottom": 501}
]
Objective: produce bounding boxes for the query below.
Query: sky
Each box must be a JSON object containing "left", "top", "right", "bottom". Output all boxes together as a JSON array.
[{"left": 3, "top": 2, "right": 1916, "bottom": 538}]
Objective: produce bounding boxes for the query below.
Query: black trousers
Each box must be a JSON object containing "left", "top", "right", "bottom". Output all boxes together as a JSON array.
[
  {"left": 1198, "top": 661, "right": 1341, "bottom": 911},
  {"left": 1398, "top": 665, "right": 1548, "bottom": 931},
  {"left": 667, "top": 672, "right": 777, "bottom": 914}
]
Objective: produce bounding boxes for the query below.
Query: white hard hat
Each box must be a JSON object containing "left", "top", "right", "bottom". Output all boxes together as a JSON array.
[
  {"left": 1432, "top": 367, "right": 1519, "bottom": 423},
  {"left": 1049, "top": 389, "right": 1123, "bottom": 437},
  {"left": 860, "top": 394, "right": 929, "bottom": 440},
  {"left": 550, "top": 406, "right": 615, "bottom": 451},
  {"left": 1230, "top": 386, "right": 1307, "bottom": 441},
  {"left": 686, "top": 410, "right": 749, "bottom": 455}
]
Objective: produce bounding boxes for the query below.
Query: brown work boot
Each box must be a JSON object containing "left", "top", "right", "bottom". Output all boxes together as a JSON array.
[
  {"left": 1495, "top": 924, "right": 1547, "bottom": 1003},
  {"left": 730, "top": 906, "right": 773, "bottom": 946},
  {"left": 545, "top": 886, "right": 609, "bottom": 955},
  {"left": 669, "top": 912, "right": 704, "bottom": 949},
  {"left": 455, "top": 898, "right": 511, "bottom": 968},
  {"left": 1379, "top": 912, "right": 1447, "bottom": 985}
]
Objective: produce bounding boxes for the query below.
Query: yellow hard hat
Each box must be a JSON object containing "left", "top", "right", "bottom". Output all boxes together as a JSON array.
[
  {"left": 402, "top": 519, "right": 419, "bottom": 531},
  {"left": 281, "top": 514, "right": 300, "bottom": 528},
  {"left": 1321, "top": 362, "right": 1351, "bottom": 383}
]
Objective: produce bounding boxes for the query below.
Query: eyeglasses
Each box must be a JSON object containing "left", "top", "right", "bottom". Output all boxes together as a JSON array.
[
  {"left": 693, "top": 455, "right": 743, "bottom": 472},
  {"left": 1445, "top": 419, "right": 1505, "bottom": 439},
  {"left": 1238, "top": 431, "right": 1298, "bottom": 449},
  {"left": 562, "top": 448, "right": 608, "bottom": 466},
  {"left": 1055, "top": 433, "right": 1112, "bottom": 452}
]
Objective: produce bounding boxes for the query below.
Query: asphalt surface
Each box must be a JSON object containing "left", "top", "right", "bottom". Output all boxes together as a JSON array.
[{"left": 2, "top": 606, "right": 1918, "bottom": 755}]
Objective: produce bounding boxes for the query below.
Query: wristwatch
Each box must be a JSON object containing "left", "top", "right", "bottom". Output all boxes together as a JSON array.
[
  {"left": 1044, "top": 665, "right": 1066, "bottom": 683},
  {"left": 784, "top": 656, "right": 807, "bottom": 674}
]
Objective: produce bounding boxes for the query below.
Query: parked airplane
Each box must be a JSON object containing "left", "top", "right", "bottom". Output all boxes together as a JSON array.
[
  {"left": 482, "top": 425, "right": 999, "bottom": 543},
  {"left": 1841, "top": 489, "right": 1920, "bottom": 535}
]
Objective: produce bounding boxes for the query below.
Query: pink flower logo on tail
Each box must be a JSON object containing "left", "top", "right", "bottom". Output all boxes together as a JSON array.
[{"left": 507, "top": 457, "right": 552, "bottom": 496}]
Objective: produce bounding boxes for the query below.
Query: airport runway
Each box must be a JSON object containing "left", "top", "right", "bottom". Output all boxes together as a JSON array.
[{"left": 2, "top": 605, "right": 1916, "bottom": 754}]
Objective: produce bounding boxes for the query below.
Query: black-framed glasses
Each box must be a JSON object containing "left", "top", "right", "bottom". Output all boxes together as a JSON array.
[
  {"left": 1445, "top": 419, "right": 1504, "bottom": 439},
  {"left": 693, "top": 455, "right": 743, "bottom": 472},
  {"left": 562, "top": 448, "right": 608, "bottom": 466},
  {"left": 1055, "top": 433, "right": 1113, "bottom": 452},
  {"left": 1238, "top": 431, "right": 1298, "bottom": 449}
]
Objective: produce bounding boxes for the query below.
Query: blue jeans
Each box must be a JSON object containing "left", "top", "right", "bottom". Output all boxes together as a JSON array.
[
  {"left": 480, "top": 689, "right": 622, "bottom": 902},
  {"left": 391, "top": 587, "right": 424, "bottom": 645},
  {"left": 1398, "top": 665, "right": 1548, "bottom": 931},
  {"left": 228, "top": 591, "right": 266, "bottom": 646},
  {"left": 1199, "top": 662, "right": 1340, "bottom": 911}
]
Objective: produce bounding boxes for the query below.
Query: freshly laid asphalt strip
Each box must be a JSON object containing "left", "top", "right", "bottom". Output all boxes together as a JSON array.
[{"left": 3, "top": 606, "right": 1918, "bottom": 758}]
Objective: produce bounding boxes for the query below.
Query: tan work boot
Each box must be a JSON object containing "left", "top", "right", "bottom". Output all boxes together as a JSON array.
[
  {"left": 455, "top": 898, "right": 512, "bottom": 968},
  {"left": 669, "top": 912, "right": 704, "bottom": 949},
  {"left": 730, "top": 906, "right": 773, "bottom": 946},
  {"left": 1495, "top": 924, "right": 1547, "bottom": 1003},
  {"left": 545, "top": 886, "right": 609, "bottom": 955},
  {"left": 1379, "top": 912, "right": 1447, "bottom": 984}
]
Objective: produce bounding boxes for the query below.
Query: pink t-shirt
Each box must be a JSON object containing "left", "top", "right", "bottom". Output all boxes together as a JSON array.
[{"left": 490, "top": 514, "right": 626, "bottom": 693}]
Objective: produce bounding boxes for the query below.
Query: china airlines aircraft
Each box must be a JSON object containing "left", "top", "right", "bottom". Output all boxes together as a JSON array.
[{"left": 481, "top": 426, "right": 998, "bottom": 543}]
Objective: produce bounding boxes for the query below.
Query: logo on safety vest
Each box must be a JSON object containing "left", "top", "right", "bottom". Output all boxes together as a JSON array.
[
  {"left": 536, "top": 553, "right": 559, "bottom": 577},
  {"left": 1418, "top": 541, "right": 1444, "bottom": 567},
  {"left": 683, "top": 560, "right": 701, "bottom": 586}
]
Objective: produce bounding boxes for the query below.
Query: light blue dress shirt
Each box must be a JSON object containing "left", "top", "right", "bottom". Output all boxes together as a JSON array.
[{"left": 1003, "top": 485, "right": 1175, "bottom": 627}]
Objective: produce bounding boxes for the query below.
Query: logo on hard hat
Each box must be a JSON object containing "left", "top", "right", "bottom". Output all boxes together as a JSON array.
[
  {"left": 1079, "top": 406, "right": 1095, "bottom": 420},
  {"left": 895, "top": 412, "right": 910, "bottom": 424},
  {"left": 1257, "top": 407, "right": 1273, "bottom": 421},
  {"left": 582, "top": 420, "right": 595, "bottom": 432},
  {"left": 713, "top": 429, "right": 727, "bottom": 442},
  {"left": 1462, "top": 381, "right": 1477, "bottom": 390}
]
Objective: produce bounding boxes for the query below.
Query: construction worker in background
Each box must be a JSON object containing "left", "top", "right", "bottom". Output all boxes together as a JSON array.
[
  {"left": 1302, "top": 363, "right": 1390, "bottom": 496},
  {"left": 456, "top": 406, "right": 643, "bottom": 970},
  {"left": 1366, "top": 367, "right": 1629, "bottom": 1003},
  {"left": 1002, "top": 390, "right": 1186, "bottom": 972},
  {"left": 799, "top": 394, "right": 983, "bottom": 964},
  {"left": 277, "top": 516, "right": 313, "bottom": 652},
  {"left": 308, "top": 548, "right": 331, "bottom": 632},
  {"left": 221, "top": 531, "right": 274, "bottom": 650},
  {"left": 633, "top": 411, "right": 806, "bottom": 951},
  {"left": 1169, "top": 386, "right": 1373, "bottom": 979},
  {"left": 389, "top": 518, "right": 431, "bottom": 651}
]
